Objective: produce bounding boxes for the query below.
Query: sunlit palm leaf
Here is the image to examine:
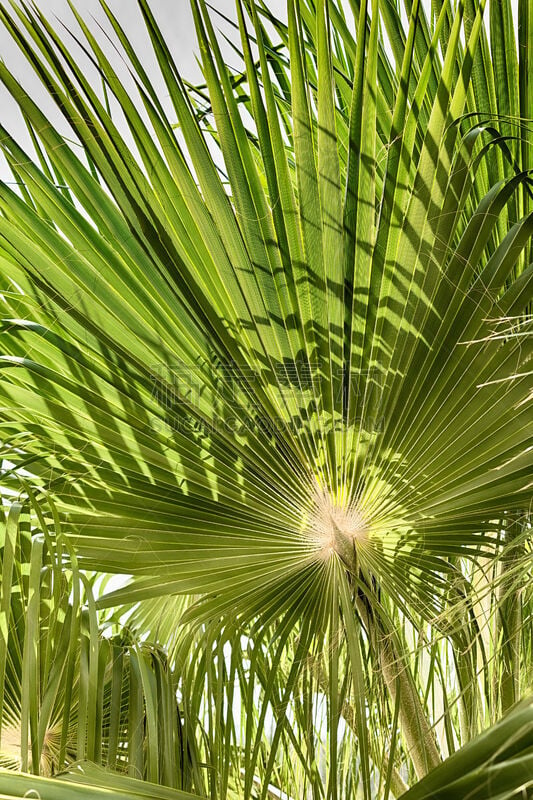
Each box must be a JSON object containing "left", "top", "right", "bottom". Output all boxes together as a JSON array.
[
  {"left": 0, "top": 762, "right": 203, "bottom": 799},
  {"left": 0, "top": 0, "right": 531, "bottom": 797}
]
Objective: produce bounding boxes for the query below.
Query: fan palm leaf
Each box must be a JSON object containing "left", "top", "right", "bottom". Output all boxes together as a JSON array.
[{"left": 0, "top": 0, "right": 531, "bottom": 797}]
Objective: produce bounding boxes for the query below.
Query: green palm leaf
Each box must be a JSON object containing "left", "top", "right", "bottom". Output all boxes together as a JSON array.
[
  {"left": 0, "top": 762, "right": 203, "bottom": 799},
  {"left": 0, "top": 0, "right": 531, "bottom": 797},
  {"left": 0, "top": 499, "right": 199, "bottom": 791},
  {"left": 400, "top": 694, "right": 533, "bottom": 799}
]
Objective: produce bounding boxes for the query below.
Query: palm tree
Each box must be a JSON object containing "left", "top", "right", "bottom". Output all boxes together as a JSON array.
[{"left": 0, "top": 0, "right": 532, "bottom": 797}]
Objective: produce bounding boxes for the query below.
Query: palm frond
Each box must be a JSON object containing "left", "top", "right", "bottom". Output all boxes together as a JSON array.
[{"left": 0, "top": 0, "right": 531, "bottom": 797}]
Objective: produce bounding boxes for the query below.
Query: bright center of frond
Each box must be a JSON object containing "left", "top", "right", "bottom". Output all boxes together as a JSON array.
[
  {"left": 305, "top": 489, "right": 368, "bottom": 568},
  {"left": 0, "top": 723, "right": 59, "bottom": 776},
  {"left": 1, "top": 725, "right": 21, "bottom": 757}
]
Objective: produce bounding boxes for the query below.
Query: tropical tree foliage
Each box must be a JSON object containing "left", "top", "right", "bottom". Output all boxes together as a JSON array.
[
  {"left": 0, "top": 497, "right": 199, "bottom": 790},
  {"left": 0, "top": 0, "right": 532, "bottom": 798}
]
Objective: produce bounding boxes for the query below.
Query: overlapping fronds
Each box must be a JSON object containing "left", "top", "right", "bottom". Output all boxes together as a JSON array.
[
  {"left": 0, "top": 0, "right": 531, "bottom": 797},
  {"left": 401, "top": 694, "right": 533, "bottom": 799},
  {"left": 0, "top": 498, "right": 199, "bottom": 792}
]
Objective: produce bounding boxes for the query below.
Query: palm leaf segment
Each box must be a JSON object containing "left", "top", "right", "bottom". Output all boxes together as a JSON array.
[
  {"left": 0, "top": 500, "right": 198, "bottom": 791},
  {"left": 0, "top": 0, "right": 532, "bottom": 793}
]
